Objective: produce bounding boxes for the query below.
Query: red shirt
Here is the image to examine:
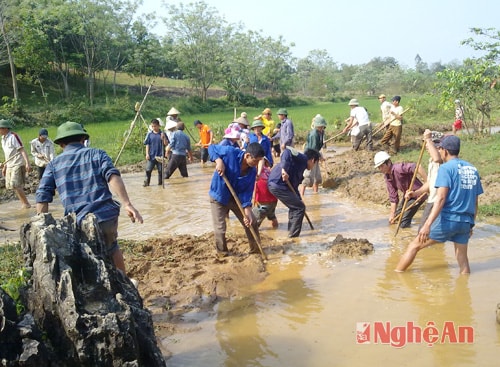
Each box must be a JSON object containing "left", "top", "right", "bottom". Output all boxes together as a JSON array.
[{"left": 255, "top": 166, "right": 277, "bottom": 203}]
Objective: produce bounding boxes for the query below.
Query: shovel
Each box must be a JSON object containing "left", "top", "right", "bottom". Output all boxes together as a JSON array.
[{"left": 222, "top": 174, "right": 267, "bottom": 260}]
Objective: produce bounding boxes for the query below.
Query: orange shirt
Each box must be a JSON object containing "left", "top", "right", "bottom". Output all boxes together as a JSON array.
[{"left": 199, "top": 124, "right": 212, "bottom": 147}]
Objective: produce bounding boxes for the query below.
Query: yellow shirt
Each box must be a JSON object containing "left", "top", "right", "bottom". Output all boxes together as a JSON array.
[{"left": 262, "top": 117, "right": 275, "bottom": 136}]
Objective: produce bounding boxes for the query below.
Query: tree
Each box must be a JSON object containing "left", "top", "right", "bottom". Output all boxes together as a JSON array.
[
  {"left": 437, "top": 28, "right": 500, "bottom": 134},
  {"left": 165, "top": 1, "right": 229, "bottom": 102},
  {"left": 0, "top": 1, "right": 19, "bottom": 101},
  {"left": 258, "top": 35, "right": 295, "bottom": 96},
  {"left": 295, "top": 50, "right": 339, "bottom": 97}
]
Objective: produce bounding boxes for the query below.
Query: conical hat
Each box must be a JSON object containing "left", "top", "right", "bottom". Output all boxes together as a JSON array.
[{"left": 167, "top": 107, "right": 180, "bottom": 116}]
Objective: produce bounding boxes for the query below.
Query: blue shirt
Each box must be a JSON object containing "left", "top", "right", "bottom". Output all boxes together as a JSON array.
[
  {"left": 144, "top": 130, "right": 164, "bottom": 160},
  {"left": 170, "top": 130, "right": 191, "bottom": 156},
  {"left": 435, "top": 158, "right": 483, "bottom": 223},
  {"left": 36, "top": 143, "right": 121, "bottom": 225},
  {"left": 208, "top": 145, "right": 256, "bottom": 208},
  {"left": 248, "top": 133, "right": 273, "bottom": 167},
  {"left": 278, "top": 118, "right": 294, "bottom": 147},
  {"left": 267, "top": 147, "right": 308, "bottom": 193}
]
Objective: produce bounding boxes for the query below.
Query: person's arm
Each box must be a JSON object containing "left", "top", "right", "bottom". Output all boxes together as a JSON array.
[
  {"left": 20, "top": 147, "right": 31, "bottom": 173},
  {"left": 342, "top": 117, "right": 355, "bottom": 133},
  {"left": 108, "top": 174, "right": 143, "bottom": 224},
  {"left": 145, "top": 144, "right": 150, "bottom": 160}
]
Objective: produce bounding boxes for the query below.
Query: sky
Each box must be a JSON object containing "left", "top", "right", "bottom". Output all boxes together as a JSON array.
[{"left": 139, "top": 0, "right": 499, "bottom": 68}]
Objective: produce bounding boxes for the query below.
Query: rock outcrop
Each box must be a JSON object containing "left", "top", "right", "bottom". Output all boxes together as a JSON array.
[{"left": 0, "top": 213, "right": 166, "bottom": 366}]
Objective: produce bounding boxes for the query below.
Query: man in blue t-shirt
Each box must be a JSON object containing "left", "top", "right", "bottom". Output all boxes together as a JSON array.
[{"left": 396, "top": 135, "right": 483, "bottom": 274}]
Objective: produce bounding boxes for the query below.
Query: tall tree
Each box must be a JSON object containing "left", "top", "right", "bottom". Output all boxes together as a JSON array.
[
  {"left": 0, "top": 1, "right": 19, "bottom": 101},
  {"left": 165, "top": 1, "right": 228, "bottom": 102}
]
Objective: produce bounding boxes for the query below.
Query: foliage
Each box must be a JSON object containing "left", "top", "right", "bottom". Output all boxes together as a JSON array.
[{"left": 0, "top": 243, "right": 27, "bottom": 314}]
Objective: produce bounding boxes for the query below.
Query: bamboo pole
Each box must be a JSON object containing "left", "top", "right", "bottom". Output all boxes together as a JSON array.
[
  {"left": 222, "top": 174, "right": 267, "bottom": 260},
  {"left": 114, "top": 80, "right": 155, "bottom": 166},
  {"left": 394, "top": 140, "right": 426, "bottom": 236}
]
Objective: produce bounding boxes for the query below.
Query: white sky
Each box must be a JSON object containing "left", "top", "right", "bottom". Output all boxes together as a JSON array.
[{"left": 139, "top": 0, "right": 499, "bottom": 68}]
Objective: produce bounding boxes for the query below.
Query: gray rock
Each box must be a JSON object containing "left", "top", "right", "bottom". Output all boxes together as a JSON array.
[{"left": 0, "top": 212, "right": 166, "bottom": 366}]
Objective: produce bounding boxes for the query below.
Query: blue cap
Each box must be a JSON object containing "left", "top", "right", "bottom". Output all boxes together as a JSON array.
[
  {"left": 392, "top": 95, "right": 401, "bottom": 102},
  {"left": 438, "top": 135, "right": 460, "bottom": 153},
  {"left": 39, "top": 128, "right": 49, "bottom": 136}
]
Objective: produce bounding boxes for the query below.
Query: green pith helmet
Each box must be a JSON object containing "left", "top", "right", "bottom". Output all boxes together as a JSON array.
[
  {"left": 54, "top": 121, "right": 89, "bottom": 144},
  {"left": 251, "top": 120, "right": 264, "bottom": 129},
  {"left": 313, "top": 114, "right": 327, "bottom": 128},
  {"left": 0, "top": 119, "right": 14, "bottom": 129},
  {"left": 277, "top": 108, "right": 288, "bottom": 116}
]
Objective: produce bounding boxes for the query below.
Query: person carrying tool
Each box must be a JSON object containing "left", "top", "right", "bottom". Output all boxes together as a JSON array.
[
  {"left": 36, "top": 121, "right": 143, "bottom": 276},
  {"left": 143, "top": 118, "right": 167, "bottom": 187},
  {"left": 268, "top": 147, "right": 320, "bottom": 238},
  {"left": 194, "top": 119, "right": 213, "bottom": 167},
  {"left": 271, "top": 108, "right": 294, "bottom": 154},
  {"left": 30, "top": 128, "right": 56, "bottom": 179},
  {"left": 378, "top": 94, "right": 392, "bottom": 127},
  {"left": 374, "top": 151, "right": 427, "bottom": 228},
  {"left": 164, "top": 122, "right": 193, "bottom": 179},
  {"left": 300, "top": 114, "right": 326, "bottom": 196},
  {"left": 379, "top": 95, "right": 404, "bottom": 154},
  {"left": 0, "top": 119, "right": 32, "bottom": 209},
  {"left": 404, "top": 130, "right": 443, "bottom": 230},
  {"left": 395, "top": 135, "right": 483, "bottom": 274},
  {"left": 208, "top": 142, "right": 265, "bottom": 258},
  {"left": 343, "top": 99, "right": 373, "bottom": 151}
]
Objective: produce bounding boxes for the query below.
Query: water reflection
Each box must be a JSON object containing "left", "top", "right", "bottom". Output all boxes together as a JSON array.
[{"left": 216, "top": 258, "right": 323, "bottom": 367}]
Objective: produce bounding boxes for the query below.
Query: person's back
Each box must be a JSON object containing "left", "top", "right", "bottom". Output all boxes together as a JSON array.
[{"left": 38, "top": 143, "right": 120, "bottom": 224}]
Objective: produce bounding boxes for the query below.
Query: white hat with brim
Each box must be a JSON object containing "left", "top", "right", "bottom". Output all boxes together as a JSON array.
[{"left": 166, "top": 120, "right": 178, "bottom": 130}]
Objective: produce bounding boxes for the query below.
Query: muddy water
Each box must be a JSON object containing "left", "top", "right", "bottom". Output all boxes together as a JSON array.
[{"left": 1, "top": 151, "right": 499, "bottom": 367}]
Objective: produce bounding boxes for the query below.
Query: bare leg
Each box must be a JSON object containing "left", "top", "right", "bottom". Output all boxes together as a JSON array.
[
  {"left": 14, "top": 188, "right": 30, "bottom": 208},
  {"left": 299, "top": 184, "right": 306, "bottom": 198},
  {"left": 395, "top": 237, "right": 437, "bottom": 272},
  {"left": 312, "top": 183, "right": 319, "bottom": 193},
  {"left": 454, "top": 243, "right": 470, "bottom": 274},
  {"left": 112, "top": 248, "right": 126, "bottom": 273}
]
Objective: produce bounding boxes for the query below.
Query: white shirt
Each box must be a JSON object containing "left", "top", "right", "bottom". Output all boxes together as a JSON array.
[
  {"left": 31, "top": 137, "right": 56, "bottom": 168},
  {"left": 380, "top": 101, "right": 392, "bottom": 121},
  {"left": 350, "top": 106, "right": 371, "bottom": 126}
]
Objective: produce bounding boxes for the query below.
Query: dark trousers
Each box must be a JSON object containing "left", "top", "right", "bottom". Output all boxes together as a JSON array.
[
  {"left": 164, "top": 154, "right": 188, "bottom": 179},
  {"left": 353, "top": 124, "right": 373, "bottom": 151},
  {"left": 210, "top": 197, "right": 259, "bottom": 253},
  {"left": 268, "top": 184, "right": 305, "bottom": 237},
  {"left": 395, "top": 197, "right": 425, "bottom": 228},
  {"left": 145, "top": 159, "right": 163, "bottom": 185}
]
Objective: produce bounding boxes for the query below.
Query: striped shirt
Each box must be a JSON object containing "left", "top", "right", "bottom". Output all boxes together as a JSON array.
[{"left": 36, "top": 143, "right": 121, "bottom": 225}]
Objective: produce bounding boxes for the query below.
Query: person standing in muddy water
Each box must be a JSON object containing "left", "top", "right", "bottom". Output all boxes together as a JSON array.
[
  {"left": 143, "top": 118, "right": 167, "bottom": 187},
  {"left": 342, "top": 99, "right": 373, "bottom": 151},
  {"left": 395, "top": 135, "right": 484, "bottom": 274},
  {"left": 164, "top": 122, "right": 193, "bottom": 179},
  {"left": 30, "top": 128, "right": 56, "bottom": 179},
  {"left": 379, "top": 95, "right": 404, "bottom": 154},
  {"left": 300, "top": 114, "right": 326, "bottom": 196},
  {"left": 0, "top": 119, "right": 32, "bottom": 209},
  {"left": 208, "top": 142, "right": 265, "bottom": 257},
  {"left": 404, "top": 129, "right": 443, "bottom": 230},
  {"left": 271, "top": 108, "right": 294, "bottom": 154},
  {"left": 194, "top": 119, "right": 213, "bottom": 167},
  {"left": 36, "top": 121, "right": 143, "bottom": 275},
  {"left": 374, "top": 150, "right": 427, "bottom": 228},
  {"left": 268, "top": 147, "right": 320, "bottom": 238}
]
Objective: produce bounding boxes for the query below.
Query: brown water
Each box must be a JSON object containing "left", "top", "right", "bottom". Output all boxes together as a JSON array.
[{"left": 1, "top": 151, "right": 499, "bottom": 367}]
